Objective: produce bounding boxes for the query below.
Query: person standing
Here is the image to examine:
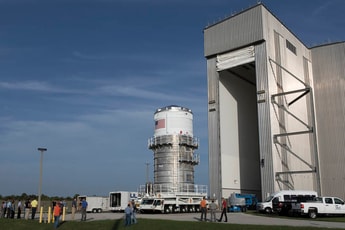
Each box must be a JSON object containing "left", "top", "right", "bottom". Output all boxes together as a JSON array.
[
  {"left": 51, "top": 200, "right": 57, "bottom": 220},
  {"left": 131, "top": 200, "right": 137, "bottom": 224},
  {"left": 80, "top": 198, "right": 88, "bottom": 221},
  {"left": 10, "top": 200, "right": 15, "bottom": 218},
  {"left": 124, "top": 203, "right": 132, "bottom": 226},
  {"left": 24, "top": 199, "right": 31, "bottom": 220},
  {"left": 218, "top": 197, "right": 228, "bottom": 222},
  {"left": 17, "top": 200, "right": 22, "bottom": 219},
  {"left": 71, "top": 198, "right": 77, "bottom": 220},
  {"left": 6, "top": 200, "right": 12, "bottom": 218},
  {"left": 200, "top": 196, "right": 207, "bottom": 221},
  {"left": 53, "top": 203, "right": 61, "bottom": 229},
  {"left": 0, "top": 201, "right": 4, "bottom": 218},
  {"left": 209, "top": 199, "right": 218, "bottom": 222},
  {"left": 1, "top": 201, "right": 6, "bottom": 218},
  {"left": 31, "top": 198, "right": 38, "bottom": 220}
]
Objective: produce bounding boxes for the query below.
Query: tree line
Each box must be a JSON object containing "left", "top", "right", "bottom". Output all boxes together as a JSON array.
[{"left": 0, "top": 193, "right": 80, "bottom": 201}]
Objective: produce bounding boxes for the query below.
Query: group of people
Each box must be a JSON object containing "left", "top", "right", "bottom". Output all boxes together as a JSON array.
[
  {"left": 52, "top": 198, "right": 82, "bottom": 228},
  {"left": 0, "top": 198, "right": 38, "bottom": 220},
  {"left": 200, "top": 196, "right": 228, "bottom": 222},
  {"left": 124, "top": 200, "right": 138, "bottom": 226}
]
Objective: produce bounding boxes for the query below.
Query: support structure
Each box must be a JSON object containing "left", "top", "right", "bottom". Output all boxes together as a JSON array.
[{"left": 269, "top": 58, "right": 321, "bottom": 194}]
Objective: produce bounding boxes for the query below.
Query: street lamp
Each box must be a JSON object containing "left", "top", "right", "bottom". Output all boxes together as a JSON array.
[{"left": 37, "top": 147, "right": 47, "bottom": 209}]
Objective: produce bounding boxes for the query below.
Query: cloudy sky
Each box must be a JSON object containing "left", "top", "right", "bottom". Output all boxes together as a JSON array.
[{"left": 0, "top": 0, "right": 344, "bottom": 197}]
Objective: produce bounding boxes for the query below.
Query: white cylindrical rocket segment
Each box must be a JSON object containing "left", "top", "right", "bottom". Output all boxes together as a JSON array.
[{"left": 153, "top": 105, "right": 193, "bottom": 137}]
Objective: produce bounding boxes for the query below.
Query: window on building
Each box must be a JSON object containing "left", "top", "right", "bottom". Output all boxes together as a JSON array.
[{"left": 286, "top": 39, "right": 297, "bottom": 55}]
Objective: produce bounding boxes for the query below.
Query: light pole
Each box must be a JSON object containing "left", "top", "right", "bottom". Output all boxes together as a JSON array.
[
  {"left": 145, "top": 162, "right": 150, "bottom": 183},
  {"left": 37, "top": 147, "right": 47, "bottom": 209}
]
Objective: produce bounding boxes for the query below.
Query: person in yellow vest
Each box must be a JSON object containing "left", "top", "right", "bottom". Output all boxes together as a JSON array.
[{"left": 30, "top": 198, "right": 38, "bottom": 220}]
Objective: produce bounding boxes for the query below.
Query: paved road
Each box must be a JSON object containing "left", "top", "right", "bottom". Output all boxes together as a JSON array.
[{"left": 64, "top": 212, "right": 345, "bottom": 229}]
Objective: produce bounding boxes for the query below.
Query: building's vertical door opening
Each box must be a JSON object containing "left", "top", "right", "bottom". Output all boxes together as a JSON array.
[{"left": 218, "top": 61, "right": 261, "bottom": 196}]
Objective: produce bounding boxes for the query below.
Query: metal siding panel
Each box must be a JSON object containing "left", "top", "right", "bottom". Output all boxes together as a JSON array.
[
  {"left": 312, "top": 43, "right": 345, "bottom": 198},
  {"left": 268, "top": 30, "right": 317, "bottom": 193},
  {"left": 255, "top": 42, "right": 274, "bottom": 200},
  {"left": 204, "top": 5, "right": 264, "bottom": 57},
  {"left": 303, "top": 57, "right": 322, "bottom": 195},
  {"left": 207, "top": 57, "right": 222, "bottom": 200}
]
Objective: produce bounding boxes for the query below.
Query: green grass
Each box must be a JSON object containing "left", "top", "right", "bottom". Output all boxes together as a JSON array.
[{"left": 0, "top": 218, "right": 344, "bottom": 230}]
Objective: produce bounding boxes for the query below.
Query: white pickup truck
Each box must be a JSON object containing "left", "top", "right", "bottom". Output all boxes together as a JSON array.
[{"left": 299, "top": 197, "right": 345, "bottom": 218}]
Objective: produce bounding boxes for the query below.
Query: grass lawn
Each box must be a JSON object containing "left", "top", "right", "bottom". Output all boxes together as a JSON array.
[{"left": 1, "top": 217, "right": 344, "bottom": 230}]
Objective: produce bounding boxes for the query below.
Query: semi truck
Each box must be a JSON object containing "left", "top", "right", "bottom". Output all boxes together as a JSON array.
[
  {"left": 77, "top": 195, "right": 109, "bottom": 213},
  {"left": 109, "top": 191, "right": 138, "bottom": 212}
]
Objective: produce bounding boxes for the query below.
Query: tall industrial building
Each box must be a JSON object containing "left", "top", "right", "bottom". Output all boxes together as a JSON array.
[{"left": 204, "top": 4, "right": 345, "bottom": 201}]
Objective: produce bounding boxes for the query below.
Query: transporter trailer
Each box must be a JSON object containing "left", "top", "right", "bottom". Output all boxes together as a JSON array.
[{"left": 139, "top": 193, "right": 206, "bottom": 214}]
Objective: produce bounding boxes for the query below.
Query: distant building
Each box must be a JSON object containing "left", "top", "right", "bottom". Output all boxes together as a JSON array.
[{"left": 204, "top": 3, "right": 345, "bottom": 200}]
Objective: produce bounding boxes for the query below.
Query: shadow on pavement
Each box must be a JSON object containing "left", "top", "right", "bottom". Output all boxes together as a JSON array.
[{"left": 111, "top": 218, "right": 123, "bottom": 230}]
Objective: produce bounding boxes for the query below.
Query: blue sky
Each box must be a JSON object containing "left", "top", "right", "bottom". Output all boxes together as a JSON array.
[{"left": 0, "top": 0, "right": 344, "bottom": 197}]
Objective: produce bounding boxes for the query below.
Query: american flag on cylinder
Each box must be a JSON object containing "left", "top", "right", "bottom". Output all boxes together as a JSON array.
[{"left": 155, "top": 119, "right": 165, "bottom": 129}]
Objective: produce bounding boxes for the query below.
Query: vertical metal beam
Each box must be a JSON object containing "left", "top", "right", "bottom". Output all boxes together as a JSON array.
[
  {"left": 308, "top": 88, "right": 322, "bottom": 195},
  {"left": 207, "top": 57, "right": 222, "bottom": 201}
]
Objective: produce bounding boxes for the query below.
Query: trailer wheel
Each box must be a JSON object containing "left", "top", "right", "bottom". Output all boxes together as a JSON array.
[
  {"left": 309, "top": 210, "right": 317, "bottom": 219},
  {"left": 172, "top": 205, "right": 177, "bottom": 213},
  {"left": 92, "top": 209, "right": 97, "bottom": 213},
  {"left": 97, "top": 209, "right": 102, "bottom": 213}
]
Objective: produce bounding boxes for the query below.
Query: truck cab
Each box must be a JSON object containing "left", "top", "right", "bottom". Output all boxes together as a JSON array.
[{"left": 139, "top": 198, "right": 165, "bottom": 213}]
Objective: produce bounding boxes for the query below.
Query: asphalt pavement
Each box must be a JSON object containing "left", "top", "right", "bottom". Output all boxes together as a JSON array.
[{"left": 63, "top": 211, "right": 345, "bottom": 229}]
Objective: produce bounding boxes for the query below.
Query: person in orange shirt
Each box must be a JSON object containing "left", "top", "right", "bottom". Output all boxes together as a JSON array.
[
  {"left": 53, "top": 203, "right": 61, "bottom": 229},
  {"left": 200, "top": 196, "right": 207, "bottom": 221}
]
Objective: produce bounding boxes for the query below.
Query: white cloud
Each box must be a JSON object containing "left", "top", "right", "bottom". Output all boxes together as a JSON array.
[{"left": 0, "top": 81, "right": 52, "bottom": 91}]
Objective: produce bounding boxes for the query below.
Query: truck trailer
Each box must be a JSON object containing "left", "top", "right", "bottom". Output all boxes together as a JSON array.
[
  {"left": 109, "top": 191, "right": 138, "bottom": 212},
  {"left": 77, "top": 195, "right": 109, "bottom": 213},
  {"left": 139, "top": 193, "right": 206, "bottom": 214}
]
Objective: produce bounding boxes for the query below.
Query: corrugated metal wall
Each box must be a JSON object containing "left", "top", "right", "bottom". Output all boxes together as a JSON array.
[
  {"left": 204, "top": 5, "right": 264, "bottom": 57},
  {"left": 303, "top": 56, "right": 322, "bottom": 195},
  {"left": 255, "top": 42, "right": 274, "bottom": 199},
  {"left": 207, "top": 57, "right": 222, "bottom": 201},
  {"left": 311, "top": 43, "right": 345, "bottom": 198}
]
